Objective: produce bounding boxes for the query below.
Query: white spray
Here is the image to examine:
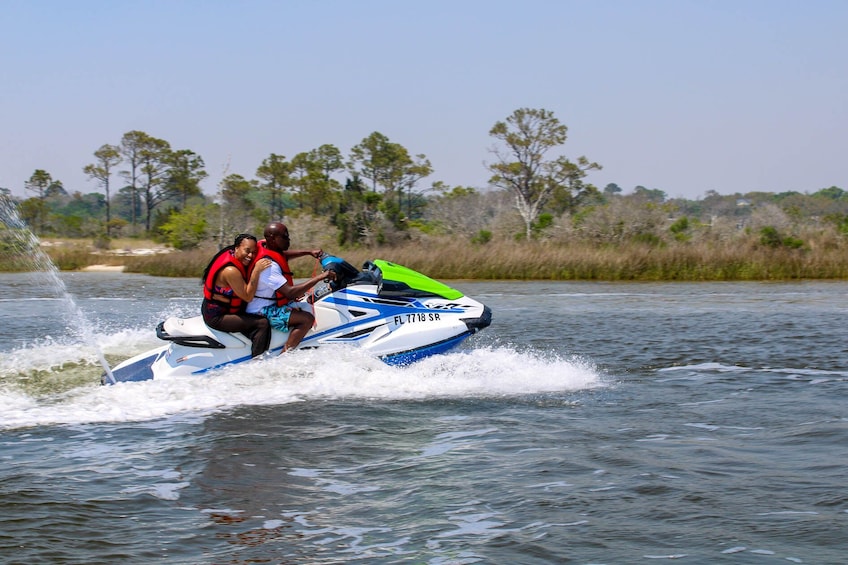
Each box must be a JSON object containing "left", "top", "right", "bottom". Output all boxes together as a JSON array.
[{"left": 0, "top": 195, "right": 116, "bottom": 384}]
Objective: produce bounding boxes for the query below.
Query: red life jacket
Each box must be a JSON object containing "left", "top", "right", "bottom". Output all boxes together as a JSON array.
[
  {"left": 252, "top": 240, "right": 293, "bottom": 306},
  {"left": 202, "top": 250, "right": 248, "bottom": 313}
]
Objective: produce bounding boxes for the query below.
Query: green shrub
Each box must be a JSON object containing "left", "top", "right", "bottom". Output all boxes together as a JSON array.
[
  {"left": 760, "top": 226, "right": 782, "bottom": 247},
  {"left": 471, "top": 230, "right": 492, "bottom": 245}
]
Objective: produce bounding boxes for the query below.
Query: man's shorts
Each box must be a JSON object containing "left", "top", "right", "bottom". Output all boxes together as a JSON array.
[{"left": 260, "top": 304, "right": 293, "bottom": 331}]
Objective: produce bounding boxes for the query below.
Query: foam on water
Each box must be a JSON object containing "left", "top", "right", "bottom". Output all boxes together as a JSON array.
[
  {"left": 0, "top": 345, "right": 601, "bottom": 430},
  {"left": 658, "top": 362, "right": 848, "bottom": 379},
  {"left": 0, "top": 327, "right": 160, "bottom": 377}
]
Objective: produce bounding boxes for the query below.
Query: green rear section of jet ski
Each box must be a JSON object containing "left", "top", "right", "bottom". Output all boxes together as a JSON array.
[{"left": 373, "top": 260, "right": 464, "bottom": 300}]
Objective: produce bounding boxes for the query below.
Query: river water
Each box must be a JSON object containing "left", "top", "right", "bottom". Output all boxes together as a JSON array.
[{"left": 0, "top": 272, "right": 846, "bottom": 564}]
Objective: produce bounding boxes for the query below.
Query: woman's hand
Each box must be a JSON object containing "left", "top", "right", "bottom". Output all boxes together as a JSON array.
[
  {"left": 253, "top": 258, "right": 272, "bottom": 274},
  {"left": 240, "top": 258, "right": 273, "bottom": 301}
]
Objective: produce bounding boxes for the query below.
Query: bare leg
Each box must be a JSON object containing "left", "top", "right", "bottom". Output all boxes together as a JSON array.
[
  {"left": 283, "top": 309, "right": 315, "bottom": 353},
  {"left": 203, "top": 305, "right": 271, "bottom": 358}
]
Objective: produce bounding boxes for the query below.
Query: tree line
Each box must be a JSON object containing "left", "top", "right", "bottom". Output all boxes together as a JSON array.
[{"left": 2, "top": 108, "right": 847, "bottom": 252}]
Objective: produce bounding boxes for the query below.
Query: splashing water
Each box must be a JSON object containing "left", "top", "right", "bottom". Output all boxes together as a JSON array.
[
  {"left": 1, "top": 345, "right": 601, "bottom": 430},
  {"left": 0, "top": 196, "right": 115, "bottom": 383}
]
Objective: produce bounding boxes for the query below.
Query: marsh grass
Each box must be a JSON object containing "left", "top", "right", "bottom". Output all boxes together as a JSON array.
[
  {"left": 5, "top": 236, "right": 848, "bottom": 280},
  {"left": 350, "top": 241, "right": 848, "bottom": 281}
]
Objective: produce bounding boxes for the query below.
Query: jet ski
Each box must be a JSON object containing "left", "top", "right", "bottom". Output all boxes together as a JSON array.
[{"left": 103, "top": 255, "right": 492, "bottom": 384}]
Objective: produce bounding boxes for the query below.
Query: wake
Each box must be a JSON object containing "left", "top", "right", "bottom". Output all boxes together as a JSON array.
[{"left": 0, "top": 344, "right": 601, "bottom": 431}]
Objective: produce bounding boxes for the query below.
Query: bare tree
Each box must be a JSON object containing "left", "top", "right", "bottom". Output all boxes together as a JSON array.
[
  {"left": 119, "top": 131, "right": 147, "bottom": 231},
  {"left": 83, "top": 144, "right": 121, "bottom": 236},
  {"left": 138, "top": 136, "right": 172, "bottom": 231},
  {"left": 487, "top": 108, "right": 600, "bottom": 239}
]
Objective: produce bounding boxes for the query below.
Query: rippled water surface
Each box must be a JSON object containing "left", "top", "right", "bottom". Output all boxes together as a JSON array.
[{"left": 1, "top": 273, "right": 846, "bottom": 564}]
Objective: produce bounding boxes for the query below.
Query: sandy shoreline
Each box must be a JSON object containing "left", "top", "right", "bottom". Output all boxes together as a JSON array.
[
  {"left": 81, "top": 264, "right": 126, "bottom": 272},
  {"left": 39, "top": 242, "right": 171, "bottom": 273}
]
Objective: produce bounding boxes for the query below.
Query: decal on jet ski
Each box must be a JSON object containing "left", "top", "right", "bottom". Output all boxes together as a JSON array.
[{"left": 393, "top": 312, "right": 442, "bottom": 325}]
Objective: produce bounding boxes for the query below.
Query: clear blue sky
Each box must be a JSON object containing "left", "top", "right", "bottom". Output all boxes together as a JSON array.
[{"left": 1, "top": 0, "right": 845, "bottom": 200}]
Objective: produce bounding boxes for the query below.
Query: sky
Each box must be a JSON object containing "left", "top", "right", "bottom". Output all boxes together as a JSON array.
[{"left": 1, "top": 0, "right": 846, "bottom": 201}]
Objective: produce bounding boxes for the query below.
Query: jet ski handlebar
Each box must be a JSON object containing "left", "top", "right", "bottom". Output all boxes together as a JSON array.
[{"left": 320, "top": 253, "right": 369, "bottom": 291}]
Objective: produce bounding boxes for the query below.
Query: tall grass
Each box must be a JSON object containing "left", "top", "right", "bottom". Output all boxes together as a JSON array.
[
  {"left": 334, "top": 240, "right": 848, "bottom": 281},
  {"left": 12, "top": 237, "right": 848, "bottom": 281}
]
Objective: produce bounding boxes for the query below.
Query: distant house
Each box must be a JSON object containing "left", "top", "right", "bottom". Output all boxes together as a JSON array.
[{"left": 736, "top": 198, "right": 752, "bottom": 207}]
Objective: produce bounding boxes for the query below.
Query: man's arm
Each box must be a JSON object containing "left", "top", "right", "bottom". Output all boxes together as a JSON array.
[
  {"left": 277, "top": 270, "right": 336, "bottom": 301},
  {"left": 283, "top": 248, "right": 322, "bottom": 261}
]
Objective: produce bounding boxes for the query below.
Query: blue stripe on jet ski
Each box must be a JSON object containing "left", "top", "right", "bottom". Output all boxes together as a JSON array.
[
  {"left": 380, "top": 331, "right": 473, "bottom": 366},
  {"left": 192, "top": 352, "right": 253, "bottom": 374}
]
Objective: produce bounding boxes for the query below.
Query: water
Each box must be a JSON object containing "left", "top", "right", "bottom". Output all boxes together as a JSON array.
[{"left": 1, "top": 273, "right": 846, "bottom": 564}]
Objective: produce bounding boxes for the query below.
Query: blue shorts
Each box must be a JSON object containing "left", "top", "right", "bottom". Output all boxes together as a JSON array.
[{"left": 260, "top": 305, "right": 293, "bottom": 331}]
